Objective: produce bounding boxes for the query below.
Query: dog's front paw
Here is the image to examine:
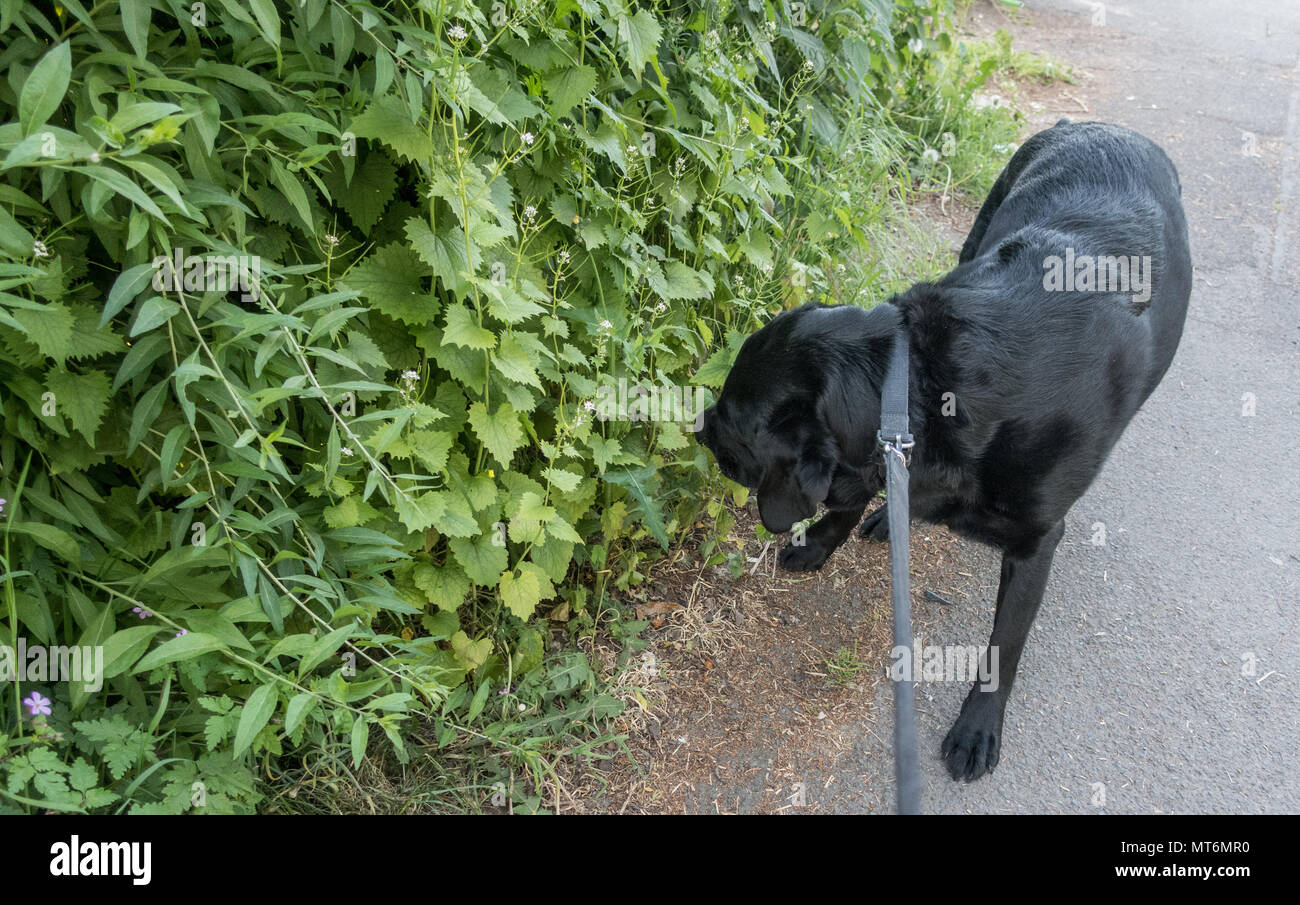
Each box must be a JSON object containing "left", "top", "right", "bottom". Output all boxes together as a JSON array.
[
  {"left": 941, "top": 689, "right": 1006, "bottom": 782},
  {"left": 777, "top": 542, "right": 830, "bottom": 572},
  {"left": 857, "top": 505, "right": 890, "bottom": 542}
]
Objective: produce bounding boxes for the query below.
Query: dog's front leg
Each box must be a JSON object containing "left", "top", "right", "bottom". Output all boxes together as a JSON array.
[
  {"left": 941, "top": 519, "right": 1065, "bottom": 781},
  {"left": 777, "top": 505, "right": 867, "bottom": 572}
]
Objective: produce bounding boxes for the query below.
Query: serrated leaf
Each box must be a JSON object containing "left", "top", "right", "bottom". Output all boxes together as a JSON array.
[
  {"left": 46, "top": 368, "right": 110, "bottom": 443},
  {"left": 412, "top": 561, "right": 470, "bottom": 611},
  {"left": 468, "top": 401, "right": 524, "bottom": 466},
  {"left": 618, "top": 9, "right": 662, "bottom": 79},
  {"left": 349, "top": 95, "right": 432, "bottom": 163},
  {"left": 442, "top": 303, "right": 495, "bottom": 350},
  {"left": 343, "top": 243, "right": 437, "bottom": 325},
  {"left": 448, "top": 532, "right": 508, "bottom": 587},
  {"left": 545, "top": 65, "right": 597, "bottom": 117},
  {"left": 339, "top": 153, "right": 396, "bottom": 232},
  {"left": 12, "top": 303, "right": 75, "bottom": 362}
]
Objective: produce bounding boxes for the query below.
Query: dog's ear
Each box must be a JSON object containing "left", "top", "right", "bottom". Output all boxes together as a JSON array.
[
  {"left": 794, "top": 432, "right": 835, "bottom": 504},
  {"left": 756, "top": 405, "right": 836, "bottom": 533}
]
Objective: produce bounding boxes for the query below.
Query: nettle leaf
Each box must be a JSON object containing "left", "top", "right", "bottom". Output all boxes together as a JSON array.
[
  {"left": 19, "top": 41, "right": 71, "bottom": 136},
  {"left": 544, "top": 65, "right": 598, "bottom": 117},
  {"left": 46, "top": 368, "right": 111, "bottom": 443},
  {"left": 442, "top": 303, "right": 495, "bottom": 350},
  {"left": 405, "top": 217, "right": 470, "bottom": 294},
  {"left": 468, "top": 401, "right": 524, "bottom": 466},
  {"left": 12, "top": 303, "right": 76, "bottom": 363},
  {"left": 658, "top": 261, "right": 714, "bottom": 301},
  {"left": 349, "top": 95, "right": 433, "bottom": 163},
  {"left": 618, "top": 9, "right": 662, "bottom": 79},
  {"left": 338, "top": 153, "right": 396, "bottom": 232},
  {"left": 342, "top": 243, "right": 438, "bottom": 325}
]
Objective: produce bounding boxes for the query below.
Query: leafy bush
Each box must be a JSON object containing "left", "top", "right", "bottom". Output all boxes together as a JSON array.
[{"left": 0, "top": 0, "right": 955, "bottom": 812}]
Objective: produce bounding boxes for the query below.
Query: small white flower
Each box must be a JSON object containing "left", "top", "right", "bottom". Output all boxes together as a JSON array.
[
  {"left": 523, "top": 204, "right": 538, "bottom": 223},
  {"left": 558, "top": 249, "right": 570, "bottom": 264},
  {"left": 89, "top": 151, "right": 100, "bottom": 163},
  {"left": 448, "top": 24, "right": 467, "bottom": 42},
  {"left": 654, "top": 301, "right": 668, "bottom": 314},
  {"left": 521, "top": 131, "right": 534, "bottom": 145},
  {"left": 908, "top": 37, "right": 924, "bottom": 54},
  {"left": 341, "top": 446, "right": 353, "bottom": 456},
  {"left": 32, "top": 240, "right": 48, "bottom": 258},
  {"left": 803, "top": 60, "right": 815, "bottom": 71},
  {"left": 325, "top": 234, "right": 339, "bottom": 246},
  {"left": 922, "top": 147, "right": 941, "bottom": 164},
  {"left": 598, "top": 319, "right": 613, "bottom": 333},
  {"left": 582, "top": 399, "right": 596, "bottom": 412}
]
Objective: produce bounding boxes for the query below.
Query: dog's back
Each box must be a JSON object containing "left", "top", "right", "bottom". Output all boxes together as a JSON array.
[{"left": 957, "top": 120, "right": 1192, "bottom": 397}]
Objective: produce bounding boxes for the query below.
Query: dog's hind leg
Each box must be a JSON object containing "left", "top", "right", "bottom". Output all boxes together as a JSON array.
[
  {"left": 941, "top": 518, "right": 1065, "bottom": 781},
  {"left": 777, "top": 505, "right": 866, "bottom": 572}
]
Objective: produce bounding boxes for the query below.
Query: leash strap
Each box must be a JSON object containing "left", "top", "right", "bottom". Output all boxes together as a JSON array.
[{"left": 878, "top": 323, "right": 921, "bottom": 815}]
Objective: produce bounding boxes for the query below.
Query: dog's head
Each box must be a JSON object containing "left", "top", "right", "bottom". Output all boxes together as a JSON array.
[{"left": 698, "top": 303, "right": 899, "bottom": 533}]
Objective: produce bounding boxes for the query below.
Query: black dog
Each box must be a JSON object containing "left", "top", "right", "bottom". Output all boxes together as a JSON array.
[{"left": 697, "top": 121, "right": 1191, "bottom": 781}]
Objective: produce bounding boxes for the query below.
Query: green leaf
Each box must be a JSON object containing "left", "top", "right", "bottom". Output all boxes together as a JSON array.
[
  {"left": 46, "top": 369, "right": 110, "bottom": 443},
  {"left": 19, "top": 42, "right": 71, "bottom": 136},
  {"left": 448, "top": 532, "right": 508, "bottom": 587},
  {"left": 468, "top": 401, "right": 524, "bottom": 466},
  {"left": 338, "top": 153, "right": 396, "bottom": 232},
  {"left": 233, "top": 682, "right": 278, "bottom": 757},
  {"left": 442, "top": 303, "right": 496, "bottom": 350},
  {"left": 492, "top": 334, "right": 541, "bottom": 388},
  {"left": 618, "top": 10, "right": 662, "bottom": 78},
  {"left": 248, "top": 0, "right": 282, "bottom": 47},
  {"left": 6, "top": 522, "right": 80, "bottom": 562},
  {"left": 351, "top": 716, "right": 370, "bottom": 767},
  {"left": 659, "top": 261, "right": 713, "bottom": 301},
  {"left": 412, "top": 561, "right": 470, "bottom": 611},
  {"left": 133, "top": 632, "right": 226, "bottom": 673},
  {"left": 0, "top": 205, "right": 35, "bottom": 257},
  {"left": 545, "top": 65, "right": 598, "bottom": 118},
  {"left": 11, "top": 302, "right": 75, "bottom": 362},
  {"left": 120, "top": 0, "right": 152, "bottom": 60},
  {"left": 343, "top": 243, "right": 437, "bottom": 325},
  {"left": 100, "top": 263, "right": 157, "bottom": 328},
  {"left": 498, "top": 566, "right": 542, "bottom": 620},
  {"left": 349, "top": 95, "right": 432, "bottom": 163}
]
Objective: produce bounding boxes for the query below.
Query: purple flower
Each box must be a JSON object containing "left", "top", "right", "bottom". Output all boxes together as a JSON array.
[
  {"left": 175, "top": 629, "right": 188, "bottom": 637},
  {"left": 23, "top": 692, "right": 51, "bottom": 717}
]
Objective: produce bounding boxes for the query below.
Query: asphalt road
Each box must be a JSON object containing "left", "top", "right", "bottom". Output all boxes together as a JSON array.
[{"left": 844, "top": 0, "right": 1300, "bottom": 814}]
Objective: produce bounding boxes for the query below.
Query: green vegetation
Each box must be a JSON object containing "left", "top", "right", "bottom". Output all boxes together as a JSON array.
[{"left": 0, "top": 0, "right": 1025, "bottom": 813}]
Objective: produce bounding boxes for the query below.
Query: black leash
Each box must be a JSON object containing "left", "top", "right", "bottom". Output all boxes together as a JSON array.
[{"left": 877, "top": 323, "right": 921, "bottom": 815}]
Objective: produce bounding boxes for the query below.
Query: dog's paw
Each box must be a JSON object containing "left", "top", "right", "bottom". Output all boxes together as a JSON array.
[
  {"left": 857, "top": 506, "right": 890, "bottom": 542},
  {"left": 777, "top": 542, "right": 830, "bottom": 572},
  {"left": 941, "top": 691, "right": 1005, "bottom": 782}
]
